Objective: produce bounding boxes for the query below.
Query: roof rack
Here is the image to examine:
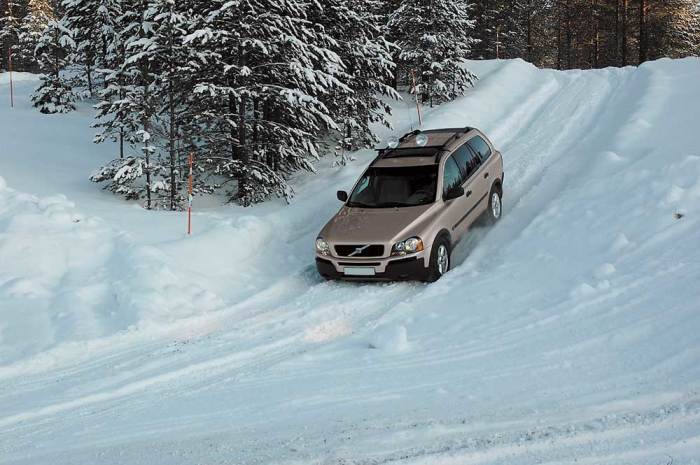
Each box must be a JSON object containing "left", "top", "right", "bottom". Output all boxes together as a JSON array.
[{"left": 377, "top": 127, "right": 473, "bottom": 159}]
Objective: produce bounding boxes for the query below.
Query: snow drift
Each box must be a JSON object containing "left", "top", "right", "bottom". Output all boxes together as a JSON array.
[{"left": 1, "top": 58, "right": 700, "bottom": 465}]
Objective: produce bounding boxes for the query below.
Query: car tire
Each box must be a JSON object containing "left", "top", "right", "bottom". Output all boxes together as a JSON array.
[
  {"left": 485, "top": 184, "right": 503, "bottom": 225},
  {"left": 426, "top": 237, "right": 451, "bottom": 282}
]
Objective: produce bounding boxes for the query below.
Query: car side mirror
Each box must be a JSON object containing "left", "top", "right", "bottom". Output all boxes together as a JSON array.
[
  {"left": 443, "top": 186, "right": 465, "bottom": 201},
  {"left": 337, "top": 190, "right": 348, "bottom": 202}
]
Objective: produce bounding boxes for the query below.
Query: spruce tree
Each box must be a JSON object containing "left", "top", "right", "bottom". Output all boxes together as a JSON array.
[
  {"left": 61, "top": 0, "right": 102, "bottom": 96},
  {"left": 31, "top": 18, "right": 75, "bottom": 113},
  {"left": 190, "top": 0, "right": 347, "bottom": 205},
  {"left": 92, "top": 0, "right": 131, "bottom": 159},
  {"left": 16, "top": 0, "right": 54, "bottom": 71},
  {"left": 309, "top": 0, "right": 399, "bottom": 160},
  {"left": 1, "top": 0, "right": 23, "bottom": 70},
  {"left": 387, "top": 0, "right": 478, "bottom": 106}
]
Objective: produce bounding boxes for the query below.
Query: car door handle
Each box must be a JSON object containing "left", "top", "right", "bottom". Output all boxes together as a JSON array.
[
  {"left": 484, "top": 172, "right": 489, "bottom": 179},
  {"left": 466, "top": 190, "right": 472, "bottom": 197}
]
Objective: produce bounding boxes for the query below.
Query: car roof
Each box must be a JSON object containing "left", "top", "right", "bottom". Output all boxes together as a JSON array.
[{"left": 372, "top": 127, "right": 475, "bottom": 168}]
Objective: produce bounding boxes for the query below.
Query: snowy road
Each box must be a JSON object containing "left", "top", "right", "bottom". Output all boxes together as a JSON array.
[{"left": 1, "top": 59, "right": 700, "bottom": 464}]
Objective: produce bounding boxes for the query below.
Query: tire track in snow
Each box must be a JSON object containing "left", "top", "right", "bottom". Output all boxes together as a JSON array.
[{"left": 303, "top": 396, "right": 700, "bottom": 465}]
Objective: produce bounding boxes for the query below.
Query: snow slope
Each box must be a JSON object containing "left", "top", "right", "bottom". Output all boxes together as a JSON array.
[{"left": 1, "top": 58, "right": 700, "bottom": 464}]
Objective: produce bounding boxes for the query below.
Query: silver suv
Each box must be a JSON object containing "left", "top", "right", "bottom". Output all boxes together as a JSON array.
[{"left": 315, "top": 127, "right": 504, "bottom": 282}]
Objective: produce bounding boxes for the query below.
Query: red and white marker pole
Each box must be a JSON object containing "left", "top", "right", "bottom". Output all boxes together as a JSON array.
[
  {"left": 411, "top": 69, "right": 422, "bottom": 127},
  {"left": 187, "top": 152, "right": 193, "bottom": 235}
]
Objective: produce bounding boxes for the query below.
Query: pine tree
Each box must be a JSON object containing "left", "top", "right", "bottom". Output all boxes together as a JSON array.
[
  {"left": 92, "top": 0, "right": 132, "bottom": 159},
  {"left": 189, "top": 0, "right": 347, "bottom": 206},
  {"left": 91, "top": 0, "right": 203, "bottom": 209},
  {"left": 101, "top": 0, "right": 163, "bottom": 209},
  {"left": 61, "top": 0, "right": 103, "bottom": 96},
  {"left": 1, "top": 0, "right": 23, "bottom": 70},
  {"left": 16, "top": 0, "right": 54, "bottom": 71},
  {"left": 387, "top": 0, "right": 478, "bottom": 106},
  {"left": 309, "top": 0, "right": 399, "bottom": 160},
  {"left": 31, "top": 18, "right": 75, "bottom": 112}
]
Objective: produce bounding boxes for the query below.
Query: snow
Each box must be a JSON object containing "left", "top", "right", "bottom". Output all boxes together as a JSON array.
[{"left": 1, "top": 57, "right": 700, "bottom": 465}]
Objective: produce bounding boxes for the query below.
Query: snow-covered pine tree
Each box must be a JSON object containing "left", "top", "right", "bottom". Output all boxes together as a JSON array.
[
  {"left": 93, "top": 0, "right": 132, "bottom": 159},
  {"left": 93, "top": 0, "right": 199, "bottom": 210},
  {"left": 91, "top": 0, "right": 165, "bottom": 209},
  {"left": 189, "top": 0, "right": 346, "bottom": 206},
  {"left": 387, "top": 0, "right": 478, "bottom": 106},
  {"left": 1, "top": 0, "right": 23, "bottom": 70},
  {"left": 31, "top": 18, "right": 76, "bottom": 113},
  {"left": 61, "top": 0, "right": 103, "bottom": 96},
  {"left": 309, "top": 0, "right": 399, "bottom": 161},
  {"left": 141, "top": 0, "right": 199, "bottom": 210},
  {"left": 469, "top": 0, "right": 526, "bottom": 60},
  {"left": 16, "top": 0, "right": 54, "bottom": 71}
]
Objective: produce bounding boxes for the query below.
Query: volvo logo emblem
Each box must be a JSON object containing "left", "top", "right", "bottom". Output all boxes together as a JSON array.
[{"left": 349, "top": 245, "right": 370, "bottom": 257}]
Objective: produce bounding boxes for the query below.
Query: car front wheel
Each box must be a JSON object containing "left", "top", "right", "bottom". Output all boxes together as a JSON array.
[{"left": 426, "top": 237, "right": 451, "bottom": 282}]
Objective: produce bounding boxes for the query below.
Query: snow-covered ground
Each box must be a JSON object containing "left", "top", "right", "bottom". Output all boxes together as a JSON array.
[{"left": 1, "top": 59, "right": 700, "bottom": 464}]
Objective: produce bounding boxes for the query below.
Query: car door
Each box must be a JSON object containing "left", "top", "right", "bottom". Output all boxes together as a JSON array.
[
  {"left": 466, "top": 135, "right": 496, "bottom": 216},
  {"left": 441, "top": 155, "right": 472, "bottom": 239},
  {"left": 449, "top": 143, "right": 485, "bottom": 239}
]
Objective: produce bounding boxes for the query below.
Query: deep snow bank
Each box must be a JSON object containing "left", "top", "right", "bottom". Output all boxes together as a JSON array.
[{"left": 1, "top": 59, "right": 700, "bottom": 465}]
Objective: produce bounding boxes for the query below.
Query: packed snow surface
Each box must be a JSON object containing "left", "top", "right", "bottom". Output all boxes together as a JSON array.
[{"left": 1, "top": 59, "right": 700, "bottom": 464}]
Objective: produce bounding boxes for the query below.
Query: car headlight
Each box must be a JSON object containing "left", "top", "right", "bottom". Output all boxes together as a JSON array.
[
  {"left": 316, "top": 237, "right": 330, "bottom": 255},
  {"left": 391, "top": 237, "right": 424, "bottom": 256}
]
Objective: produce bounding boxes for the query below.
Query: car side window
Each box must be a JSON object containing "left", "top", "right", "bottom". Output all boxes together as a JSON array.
[
  {"left": 468, "top": 136, "right": 492, "bottom": 163},
  {"left": 451, "top": 145, "right": 470, "bottom": 181},
  {"left": 443, "top": 157, "right": 462, "bottom": 198}
]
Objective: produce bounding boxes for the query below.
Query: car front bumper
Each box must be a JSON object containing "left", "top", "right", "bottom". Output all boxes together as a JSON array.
[{"left": 315, "top": 255, "right": 428, "bottom": 282}]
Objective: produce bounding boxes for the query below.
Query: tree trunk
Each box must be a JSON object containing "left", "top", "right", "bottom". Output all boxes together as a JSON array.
[
  {"left": 638, "top": 0, "right": 647, "bottom": 64},
  {"left": 102, "top": 36, "right": 108, "bottom": 89},
  {"left": 565, "top": 0, "right": 573, "bottom": 69},
  {"left": 142, "top": 89, "right": 152, "bottom": 211},
  {"left": 252, "top": 97, "right": 259, "bottom": 155},
  {"left": 119, "top": 129, "right": 124, "bottom": 159},
  {"left": 621, "top": 0, "right": 628, "bottom": 66},
  {"left": 557, "top": 6, "right": 563, "bottom": 69},
  {"left": 168, "top": 18, "right": 176, "bottom": 211},
  {"left": 526, "top": 4, "right": 532, "bottom": 62},
  {"left": 593, "top": 0, "right": 600, "bottom": 68},
  {"left": 615, "top": 0, "right": 620, "bottom": 65},
  {"left": 237, "top": 93, "right": 248, "bottom": 204},
  {"left": 169, "top": 94, "right": 176, "bottom": 211},
  {"left": 263, "top": 99, "right": 272, "bottom": 168},
  {"left": 86, "top": 61, "right": 93, "bottom": 97},
  {"left": 140, "top": 7, "right": 151, "bottom": 210},
  {"left": 229, "top": 93, "right": 236, "bottom": 160}
]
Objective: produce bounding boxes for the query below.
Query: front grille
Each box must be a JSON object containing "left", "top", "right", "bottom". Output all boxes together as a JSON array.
[
  {"left": 334, "top": 244, "right": 385, "bottom": 258},
  {"left": 338, "top": 262, "right": 381, "bottom": 267}
]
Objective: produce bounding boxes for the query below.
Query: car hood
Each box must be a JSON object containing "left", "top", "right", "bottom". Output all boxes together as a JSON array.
[{"left": 320, "top": 205, "right": 433, "bottom": 244}]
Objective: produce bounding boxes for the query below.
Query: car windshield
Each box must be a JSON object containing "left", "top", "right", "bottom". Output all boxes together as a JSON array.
[{"left": 347, "top": 165, "right": 438, "bottom": 208}]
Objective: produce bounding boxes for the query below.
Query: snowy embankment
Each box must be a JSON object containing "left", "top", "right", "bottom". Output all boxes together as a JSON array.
[{"left": 1, "top": 58, "right": 699, "bottom": 465}]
